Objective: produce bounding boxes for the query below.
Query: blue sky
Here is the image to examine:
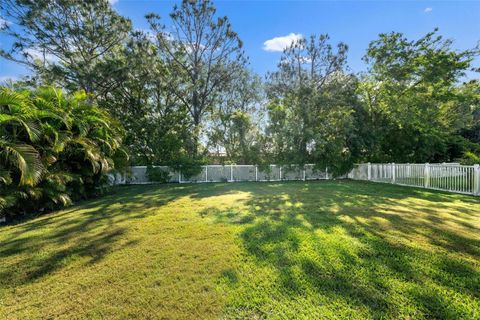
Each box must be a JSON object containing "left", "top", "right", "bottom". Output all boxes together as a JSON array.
[{"left": 1, "top": 0, "right": 479, "bottom": 82}]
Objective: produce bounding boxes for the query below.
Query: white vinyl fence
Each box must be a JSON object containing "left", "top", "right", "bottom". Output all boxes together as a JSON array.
[
  {"left": 110, "top": 164, "right": 337, "bottom": 185},
  {"left": 349, "top": 163, "right": 480, "bottom": 196}
]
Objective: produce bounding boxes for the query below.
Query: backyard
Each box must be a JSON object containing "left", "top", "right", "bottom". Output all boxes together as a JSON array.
[{"left": 1, "top": 180, "right": 479, "bottom": 319}]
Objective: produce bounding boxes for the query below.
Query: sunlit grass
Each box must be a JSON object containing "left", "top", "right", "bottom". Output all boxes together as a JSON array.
[{"left": 1, "top": 181, "right": 479, "bottom": 319}]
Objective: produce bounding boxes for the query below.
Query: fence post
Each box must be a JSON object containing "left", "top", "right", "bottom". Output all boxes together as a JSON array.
[
  {"left": 474, "top": 164, "right": 480, "bottom": 196},
  {"left": 367, "top": 162, "right": 371, "bottom": 181},
  {"left": 325, "top": 167, "right": 329, "bottom": 180},
  {"left": 205, "top": 166, "right": 208, "bottom": 183},
  {"left": 279, "top": 166, "right": 282, "bottom": 181},
  {"left": 303, "top": 167, "right": 306, "bottom": 181},
  {"left": 230, "top": 164, "right": 234, "bottom": 182},
  {"left": 255, "top": 165, "right": 258, "bottom": 182},
  {"left": 179, "top": 168, "right": 182, "bottom": 183},
  {"left": 424, "top": 163, "right": 430, "bottom": 188},
  {"left": 391, "top": 163, "right": 396, "bottom": 184}
]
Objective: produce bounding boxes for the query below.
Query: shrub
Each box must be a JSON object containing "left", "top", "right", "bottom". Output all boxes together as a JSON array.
[
  {"left": 146, "top": 166, "right": 171, "bottom": 183},
  {"left": 0, "top": 86, "right": 127, "bottom": 221},
  {"left": 460, "top": 151, "right": 480, "bottom": 165},
  {"left": 169, "top": 155, "right": 204, "bottom": 180}
]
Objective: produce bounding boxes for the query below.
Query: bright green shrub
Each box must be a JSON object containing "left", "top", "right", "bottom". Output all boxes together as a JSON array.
[
  {"left": 0, "top": 86, "right": 127, "bottom": 221},
  {"left": 460, "top": 151, "right": 480, "bottom": 165}
]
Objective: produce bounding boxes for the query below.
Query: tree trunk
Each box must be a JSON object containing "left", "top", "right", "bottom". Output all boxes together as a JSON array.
[{"left": 191, "top": 91, "right": 201, "bottom": 157}]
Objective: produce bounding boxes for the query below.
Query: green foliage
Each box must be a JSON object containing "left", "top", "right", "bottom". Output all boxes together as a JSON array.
[
  {"left": 170, "top": 156, "right": 205, "bottom": 179},
  {"left": 0, "top": 86, "right": 126, "bottom": 220},
  {"left": 98, "top": 31, "right": 192, "bottom": 167},
  {"left": 458, "top": 80, "right": 480, "bottom": 145},
  {"left": 1, "top": 0, "right": 480, "bottom": 175},
  {"left": 461, "top": 151, "right": 480, "bottom": 165},
  {"left": 147, "top": 0, "right": 247, "bottom": 156},
  {"left": 266, "top": 34, "right": 359, "bottom": 176},
  {"left": 208, "top": 68, "right": 265, "bottom": 164},
  {"left": 358, "top": 29, "right": 480, "bottom": 163},
  {"left": 146, "top": 166, "right": 171, "bottom": 183},
  {"left": 0, "top": 0, "right": 132, "bottom": 95}
]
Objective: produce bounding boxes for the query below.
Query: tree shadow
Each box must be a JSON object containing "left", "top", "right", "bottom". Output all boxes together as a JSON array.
[
  {"left": 0, "top": 183, "right": 190, "bottom": 287},
  {"left": 1, "top": 180, "right": 479, "bottom": 318},
  {"left": 203, "top": 180, "right": 480, "bottom": 318}
]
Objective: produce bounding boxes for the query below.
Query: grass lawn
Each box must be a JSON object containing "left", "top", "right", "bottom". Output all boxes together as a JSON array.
[{"left": 1, "top": 181, "right": 479, "bottom": 319}]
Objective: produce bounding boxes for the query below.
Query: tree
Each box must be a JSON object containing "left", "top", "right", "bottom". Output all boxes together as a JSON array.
[
  {"left": 0, "top": 86, "right": 127, "bottom": 220},
  {"left": 146, "top": 0, "right": 246, "bottom": 156},
  {"left": 458, "top": 80, "right": 480, "bottom": 144},
  {"left": 268, "top": 34, "right": 348, "bottom": 95},
  {"left": 0, "top": 0, "right": 132, "bottom": 97},
  {"left": 99, "top": 30, "right": 192, "bottom": 166},
  {"left": 359, "top": 29, "right": 480, "bottom": 162},
  {"left": 0, "top": 90, "right": 44, "bottom": 187},
  {"left": 207, "top": 67, "right": 265, "bottom": 164},
  {"left": 266, "top": 34, "right": 359, "bottom": 174}
]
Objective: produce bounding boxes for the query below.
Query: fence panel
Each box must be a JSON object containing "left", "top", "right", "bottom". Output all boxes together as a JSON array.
[
  {"left": 113, "top": 164, "right": 336, "bottom": 185},
  {"left": 395, "top": 163, "right": 424, "bottom": 188},
  {"left": 205, "top": 165, "right": 230, "bottom": 182},
  {"left": 281, "top": 165, "right": 303, "bottom": 181},
  {"left": 232, "top": 165, "right": 256, "bottom": 182},
  {"left": 349, "top": 162, "right": 480, "bottom": 196},
  {"left": 305, "top": 164, "right": 328, "bottom": 180},
  {"left": 370, "top": 163, "right": 393, "bottom": 182},
  {"left": 181, "top": 166, "right": 207, "bottom": 183}
]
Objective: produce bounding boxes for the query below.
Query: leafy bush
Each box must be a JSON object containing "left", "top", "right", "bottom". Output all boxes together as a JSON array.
[
  {"left": 460, "top": 151, "right": 480, "bottom": 165},
  {"left": 0, "top": 86, "right": 127, "bottom": 221},
  {"left": 146, "top": 166, "right": 171, "bottom": 183},
  {"left": 169, "top": 155, "right": 204, "bottom": 180}
]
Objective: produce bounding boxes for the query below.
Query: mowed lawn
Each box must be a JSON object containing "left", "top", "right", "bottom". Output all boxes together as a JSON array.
[{"left": 1, "top": 181, "right": 480, "bottom": 319}]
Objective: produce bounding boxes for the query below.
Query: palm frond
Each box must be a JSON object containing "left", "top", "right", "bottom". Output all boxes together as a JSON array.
[
  {"left": 0, "top": 194, "right": 18, "bottom": 211},
  {"left": 0, "top": 114, "right": 42, "bottom": 142},
  {"left": 0, "top": 88, "right": 28, "bottom": 109},
  {"left": 0, "top": 169, "right": 12, "bottom": 185},
  {"left": 0, "top": 140, "right": 45, "bottom": 186}
]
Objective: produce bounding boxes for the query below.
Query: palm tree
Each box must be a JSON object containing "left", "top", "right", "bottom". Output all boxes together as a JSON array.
[
  {"left": 0, "top": 86, "right": 127, "bottom": 219},
  {"left": 0, "top": 89, "right": 45, "bottom": 186}
]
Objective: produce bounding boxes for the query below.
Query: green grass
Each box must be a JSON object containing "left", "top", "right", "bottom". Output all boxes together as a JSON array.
[{"left": 1, "top": 181, "right": 480, "bottom": 319}]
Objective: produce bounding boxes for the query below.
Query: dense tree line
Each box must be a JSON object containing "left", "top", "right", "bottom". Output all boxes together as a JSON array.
[{"left": 1, "top": 0, "right": 479, "bottom": 218}]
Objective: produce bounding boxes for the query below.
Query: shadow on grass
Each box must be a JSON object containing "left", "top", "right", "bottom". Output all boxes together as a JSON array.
[
  {"left": 0, "top": 182, "right": 264, "bottom": 287},
  {"left": 1, "top": 180, "right": 479, "bottom": 318},
  {"left": 0, "top": 183, "right": 200, "bottom": 287},
  {"left": 200, "top": 180, "right": 480, "bottom": 318}
]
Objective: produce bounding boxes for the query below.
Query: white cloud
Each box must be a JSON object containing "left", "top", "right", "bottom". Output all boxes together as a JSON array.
[
  {"left": 263, "top": 33, "right": 303, "bottom": 52},
  {"left": 0, "top": 17, "right": 12, "bottom": 28},
  {"left": 108, "top": 0, "right": 119, "bottom": 5},
  {"left": 424, "top": 7, "right": 433, "bottom": 13}
]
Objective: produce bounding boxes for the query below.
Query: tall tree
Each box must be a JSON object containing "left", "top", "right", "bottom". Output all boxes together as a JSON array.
[
  {"left": 207, "top": 67, "right": 265, "bottom": 164},
  {"left": 146, "top": 0, "right": 246, "bottom": 156},
  {"left": 268, "top": 34, "right": 348, "bottom": 95},
  {"left": 100, "top": 30, "right": 192, "bottom": 166},
  {"left": 359, "top": 29, "right": 480, "bottom": 162},
  {"left": 0, "top": 0, "right": 132, "bottom": 97},
  {"left": 266, "top": 34, "right": 359, "bottom": 174}
]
